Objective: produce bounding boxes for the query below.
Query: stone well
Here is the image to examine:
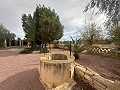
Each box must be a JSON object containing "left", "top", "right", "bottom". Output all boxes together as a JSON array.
[{"left": 39, "top": 53, "right": 74, "bottom": 89}]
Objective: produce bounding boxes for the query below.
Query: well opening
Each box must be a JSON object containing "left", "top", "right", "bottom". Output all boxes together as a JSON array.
[{"left": 51, "top": 54, "right": 68, "bottom": 60}]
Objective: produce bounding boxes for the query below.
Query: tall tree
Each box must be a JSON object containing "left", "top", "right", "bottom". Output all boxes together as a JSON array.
[
  {"left": 21, "top": 5, "right": 64, "bottom": 47},
  {"left": 85, "top": 0, "right": 120, "bottom": 27},
  {"left": 82, "top": 23, "right": 102, "bottom": 46},
  {"left": 33, "top": 5, "right": 41, "bottom": 45},
  {"left": 36, "top": 5, "right": 63, "bottom": 45},
  {"left": 109, "top": 25, "right": 120, "bottom": 46},
  {"left": 21, "top": 14, "right": 35, "bottom": 46}
]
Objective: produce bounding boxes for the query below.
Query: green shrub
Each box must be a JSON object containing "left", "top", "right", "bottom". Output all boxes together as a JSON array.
[
  {"left": 40, "top": 47, "right": 50, "bottom": 53},
  {"left": 30, "top": 46, "right": 41, "bottom": 51},
  {"left": 19, "top": 48, "right": 32, "bottom": 54},
  {"left": 107, "top": 49, "right": 120, "bottom": 59},
  {"left": 52, "top": 41, "right": 59, "bottom": 48},
  {"left": 71, "top": 37, "right": 85, "bottom": 59},
  {"left": 20, "top": 46, "right": 50, "bottom": 54}
]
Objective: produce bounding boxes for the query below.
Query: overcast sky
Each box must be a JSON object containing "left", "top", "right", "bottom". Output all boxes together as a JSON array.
[{"left": 0, "top": 0, "right": 106, "bottom": 40}]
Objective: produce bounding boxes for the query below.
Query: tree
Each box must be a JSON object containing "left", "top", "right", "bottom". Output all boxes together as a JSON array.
[
  {"left": 82, "top": 23, "right": 102, "bottom": 46},
  {"left": 109, "top": 25, "right": 120, "bottom": 46},
  {"left": 37, "top": 5, "right": 63, "bottom": 45},
  {"left": 85, "top": 0, "right": 120, "bottom": 27},
  {"left": 21, "top": 5, "right": 63, "bottom": 47},
  {"left": 21, "top": 14, "right": 35, "bottom": 46},
  {"left": 33, "top": 5, "right": 41, "bottom": 45},
  {"left": 0, "top": 24, "right": 16, "bottom": 47}
]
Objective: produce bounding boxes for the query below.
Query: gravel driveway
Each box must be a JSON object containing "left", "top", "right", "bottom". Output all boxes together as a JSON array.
[{"left": 0, "top": 49, "right": 45, "bottom": 90}]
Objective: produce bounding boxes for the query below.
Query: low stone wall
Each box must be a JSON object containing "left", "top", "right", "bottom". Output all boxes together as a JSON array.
[
  {"left": 92, "top": 47, "right": 111, "bottom": 54},
  {"left": 74, "top": 63, "right": 120, "bottom": 90}
]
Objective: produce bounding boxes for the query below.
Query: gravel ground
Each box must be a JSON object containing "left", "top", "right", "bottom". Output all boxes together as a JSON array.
[
  {"left": 0, "top": 48, "right": 119, "bottom": 90},
  {"left": 76, "top": 54, "right": 120, "bottom": 81},
  {"left": 0, "top": 49, "right": 45, "bottom": 90}
]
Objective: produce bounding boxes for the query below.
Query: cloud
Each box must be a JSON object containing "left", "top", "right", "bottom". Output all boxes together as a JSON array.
[{"left": 0, "top": 0, "right": 106, "bottom": 40}]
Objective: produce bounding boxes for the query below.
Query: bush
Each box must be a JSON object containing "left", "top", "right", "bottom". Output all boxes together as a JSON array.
[
  {"left": 40, "top": 47, "right": 50, "bottom": 53},
  {"left": 107, "top": 49, "right": 120, "bottom": 59},
  {"left": 70, "top": 37, "right": 85, "bottom": 60},
  {"left": 52, "top": 41, "right": 59, "bottom": 48},
  {"left": 19, "top": 46, "right": 50, "bottom": 54},
  {"left": 19, "top": 48, "right": 32, "bottom": 54},
  {"left": 30, "top": 46, "right": 41, "bottom": 51}
]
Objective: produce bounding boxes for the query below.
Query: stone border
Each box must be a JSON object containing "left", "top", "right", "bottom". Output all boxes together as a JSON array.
[{"left": 74, "top": 62, "right": 120, "bottom": 90}]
